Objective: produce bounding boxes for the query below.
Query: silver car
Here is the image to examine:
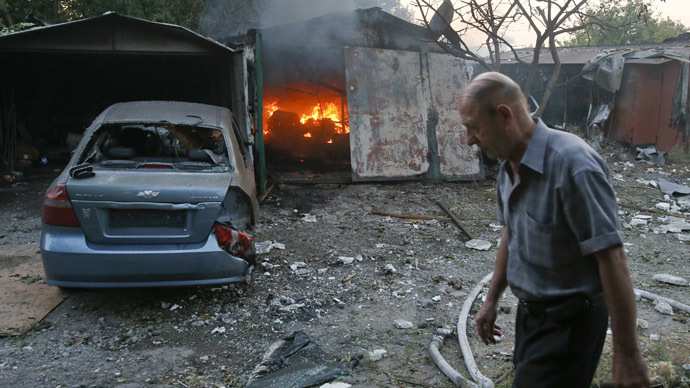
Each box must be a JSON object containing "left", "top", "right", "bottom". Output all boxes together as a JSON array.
[{"left": 40, "top": 101, "right": 259, "bottom": 287}]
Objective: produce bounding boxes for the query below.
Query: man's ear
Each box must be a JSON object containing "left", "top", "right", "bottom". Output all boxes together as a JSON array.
[{"left": 496, "top": 104, "right": 513, "bottom": 124}]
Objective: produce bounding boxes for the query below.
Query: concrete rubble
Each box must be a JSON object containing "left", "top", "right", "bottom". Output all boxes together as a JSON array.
[
  {"left": 653, "top": 274, "right": 689, "bottom": 286},
  {"left": 465, "top": 239, "right": 491, "bottom": 251},
  {"left": 654, "top": 300, "right": 675, "bottom": 316}
]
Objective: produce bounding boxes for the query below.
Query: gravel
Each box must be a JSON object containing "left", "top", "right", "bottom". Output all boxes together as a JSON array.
[{"left": 1, "top": 142, "right": 689, "bottom": 387}]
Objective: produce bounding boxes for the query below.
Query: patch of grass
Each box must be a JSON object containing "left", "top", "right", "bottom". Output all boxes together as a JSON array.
[
  {"left": 647, "top": 342, "right": 670, "bottom": 361},
  {"left": 667, "top": 146, "right": 690, "bottom": 165}
]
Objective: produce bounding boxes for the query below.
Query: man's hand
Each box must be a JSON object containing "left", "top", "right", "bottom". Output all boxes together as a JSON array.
[
  {"left": 612, "top": 351, "right": 650, "bottom": 388},
  {"left": 475, "top": 228, "right": 509, "bottom": 345},
  {"left": 596, "top": 246, "right": 650, "bottom": 388},
  {"left": 475, "top": 300, "right": 503, "bottom": 345}
]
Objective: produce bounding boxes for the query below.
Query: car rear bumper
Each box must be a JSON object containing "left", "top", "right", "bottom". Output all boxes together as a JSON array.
[{"left": 40, "top": 225, "right": 251, "bottom": 287}]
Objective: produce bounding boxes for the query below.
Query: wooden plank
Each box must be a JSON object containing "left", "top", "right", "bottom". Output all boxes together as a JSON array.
[{"left": 0, "top": 244, "right": 67, "bottom": 336}]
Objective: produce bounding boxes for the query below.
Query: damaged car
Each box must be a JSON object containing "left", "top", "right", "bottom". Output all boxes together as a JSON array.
[{"left": 40, "top": 101, "right": 259, "bottom": 287}]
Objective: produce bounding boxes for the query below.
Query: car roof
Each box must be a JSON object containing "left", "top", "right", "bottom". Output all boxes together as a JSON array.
[{"left": 100, "top": 101, "right": 227, "bottom": 127}]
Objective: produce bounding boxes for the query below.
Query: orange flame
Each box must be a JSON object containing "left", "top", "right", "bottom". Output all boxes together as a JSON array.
[
  {"left": 263, "top": 100, "right": 350, "bottom": 138},
  {"left": 299, "top": 102, "right": 349, "bottom": 133},
  {"left": 265, "top": 100, "right": 279, "bottom": 117},
  {"left": 263, "top": 100, "right": 281, "bottom": 135}
]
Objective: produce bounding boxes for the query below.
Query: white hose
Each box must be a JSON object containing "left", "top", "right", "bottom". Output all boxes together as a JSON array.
[
  {"left": 431, "top": 275, "right": 689, "bottom": 388},
  {"left": 634, "top": 288, "right": 690, "bottom": 313},
  {"left": 458, "top": 272, "right": 495, "bottom": 388},
  {"left": 429, "top": 331, "right": 479, "bottom": 388}
]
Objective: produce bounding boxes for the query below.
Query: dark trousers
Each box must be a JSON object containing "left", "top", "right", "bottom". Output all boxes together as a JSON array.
[{"left": 512, "top": 294, "right": 609, "bottom": 388}]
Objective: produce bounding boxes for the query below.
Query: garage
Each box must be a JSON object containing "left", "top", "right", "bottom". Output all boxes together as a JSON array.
[{"left": 0, "top": 12, "right": 253, "bottom": 176}]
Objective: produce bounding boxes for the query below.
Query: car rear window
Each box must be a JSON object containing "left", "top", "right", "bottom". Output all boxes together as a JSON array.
[{"left": 78, "top": 124, "right": 231, "bottom": 170}]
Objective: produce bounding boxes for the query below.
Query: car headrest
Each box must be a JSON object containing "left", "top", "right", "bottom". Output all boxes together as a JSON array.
[
  {"left": 187, "top": 149, "right": 212, "bottom": 162},
  {"left": 107, "top": 147, "right": 135, "bottom": 159}
]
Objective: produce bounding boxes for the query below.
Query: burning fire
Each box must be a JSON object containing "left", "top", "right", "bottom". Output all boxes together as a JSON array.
[
  {"left": 299, "top": 103, "right": 348, "bottom": 134},
  {"left": 263, "top": 101, "right": 349, "bottom": 136}
]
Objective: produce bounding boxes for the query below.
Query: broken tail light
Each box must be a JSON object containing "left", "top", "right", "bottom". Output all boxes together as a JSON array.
[
  {"left": 42, "top": 184, "right": 80, "bottom": 227},
  {"left": 213, "top": 223, "right": 253, "bottom": 258}
]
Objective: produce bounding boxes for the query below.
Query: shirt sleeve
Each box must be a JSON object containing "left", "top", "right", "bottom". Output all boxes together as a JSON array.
[
  {"left": 562, "top": 170, "right": 624, "bottom": 256},
  {"left": 496, "top": 176, "right": 505, "bottom": 225}
]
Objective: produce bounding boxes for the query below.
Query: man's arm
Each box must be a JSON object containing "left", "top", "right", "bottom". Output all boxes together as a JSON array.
[
  {"left": 595, "top": 245, "right": 650, "bottom": 388},
  {"left": 475, "top": 228, "right": 509, "bottom": 345}
]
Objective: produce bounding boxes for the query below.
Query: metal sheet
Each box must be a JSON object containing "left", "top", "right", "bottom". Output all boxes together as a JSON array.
[
  {"left": 608, "top": 62, "right": 690, "bottom": 151},
  {"left": 345, "top": 47, "right": 429, "bottom": 180},
  {"left": 426, "top": 52, "right": 482, "bottom": 178},
  {"left": 0, "top": 13, "right": 232, "bottom": 55}
]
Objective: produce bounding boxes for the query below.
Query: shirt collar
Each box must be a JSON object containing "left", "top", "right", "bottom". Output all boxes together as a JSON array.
[{"left": 520, "top": 119, "right": 549, "bottom": 174}]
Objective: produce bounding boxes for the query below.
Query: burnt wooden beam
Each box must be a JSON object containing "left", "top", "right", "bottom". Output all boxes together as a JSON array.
[
  {"left": 437, "top": 201, "right": 475, "bottom": 240},
  {"left": 371, "top": 210, "right": 450, "bottom": 222}
]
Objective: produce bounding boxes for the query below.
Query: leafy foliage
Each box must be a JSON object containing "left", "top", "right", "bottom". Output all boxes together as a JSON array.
[
  {"left": 0, "top": 22, "right": 36, "bottom": 35},
  {"left": 2, "top": 0, "right": 206, "bottom": 30},
  {"left": 1, "top": 0, "right": 414, "bottom": 33},
  {"left": 562, "top": 0, "right": 688, "bottom": 46}
]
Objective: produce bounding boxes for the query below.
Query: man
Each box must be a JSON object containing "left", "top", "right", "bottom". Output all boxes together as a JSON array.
[{"left": 460, "top": 72, "right": 649, "bottom": 388}]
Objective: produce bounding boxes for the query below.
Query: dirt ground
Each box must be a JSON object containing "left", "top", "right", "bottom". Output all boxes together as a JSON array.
[{"left": 0, "top": 140, "right": 689, "bottom": 388}]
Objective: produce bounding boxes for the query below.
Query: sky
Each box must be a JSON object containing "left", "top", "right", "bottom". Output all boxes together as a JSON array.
[{"left": 413, "top": 0, "right": 690, "bottom": 49}]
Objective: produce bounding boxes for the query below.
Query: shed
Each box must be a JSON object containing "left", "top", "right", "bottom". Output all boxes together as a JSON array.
[
  {"left": 237, "top": 7, "right": 482, "bottom": 184},
  {"left": 0, "top": 12, "right": 253, "bottom": 173},
  {"left": 491, "top": 43, "right": 690, "bottom": 151}
]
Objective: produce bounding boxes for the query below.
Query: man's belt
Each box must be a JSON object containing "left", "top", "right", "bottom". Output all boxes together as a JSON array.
[{"left": 518, "top": 293, "right": 605, "bottom": 320}]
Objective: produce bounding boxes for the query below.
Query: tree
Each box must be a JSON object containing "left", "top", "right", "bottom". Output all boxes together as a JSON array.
[
  {"left": 358, "top": 0, "right": 415, "bottom": 22},
  {"left": 1, "top": 0, "right": 206, "bottom": 30},
  {"left": 415, "top": 0, "right": 623, "bottom": 117},
  {"left": 563, "top": 0, "right": 688, "bottom": 46}
]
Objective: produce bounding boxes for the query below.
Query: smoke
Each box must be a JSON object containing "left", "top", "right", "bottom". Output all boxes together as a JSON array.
[
  {"left": 197, "top": 0, "right": 418, "bottom": 93},
  {"left": 198, "top": 0, "right": 414, "bottom": 41}
]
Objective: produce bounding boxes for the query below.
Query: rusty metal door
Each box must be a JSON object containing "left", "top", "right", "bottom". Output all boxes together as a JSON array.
[
  {"left": 345, "top": 47, "right": 430, "bottom": 180},
  {"left": 426, "top": 52, "right": 482, "bottom": 178},
  {"left": 345, "top": 47, "right": 481, "bottom": 181}
]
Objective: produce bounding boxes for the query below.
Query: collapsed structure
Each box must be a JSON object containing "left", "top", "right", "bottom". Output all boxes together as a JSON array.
[
  {"left": 0, "top": 12, "right": 253, "bottom": 180},
  {"left": 493, "top": 43, "right": 690, "bottom": 152},
  {"left": 0, "top": 8, "right": 483, "bottom": 192}
]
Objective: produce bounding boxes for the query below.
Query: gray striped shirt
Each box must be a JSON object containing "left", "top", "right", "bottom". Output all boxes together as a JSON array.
[{"left": 497, "top": 119, "right": 624, "bottom": 301}]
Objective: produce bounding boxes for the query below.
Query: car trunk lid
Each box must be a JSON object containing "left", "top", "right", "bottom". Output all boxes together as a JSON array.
[{"left": 66, "top": 171, "right": 230, "bottom": 244}]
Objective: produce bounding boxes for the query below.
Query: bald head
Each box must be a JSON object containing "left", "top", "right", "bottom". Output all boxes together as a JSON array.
[{"left": 459, "top": 72, "right": 528, "bottom": 121}]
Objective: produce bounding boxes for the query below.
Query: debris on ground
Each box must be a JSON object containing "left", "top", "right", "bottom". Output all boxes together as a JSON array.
[
  {"left": 636, "top": 146, "right": 667, "bottom": 166},
  {"left": 244, "top": 331, "right": 349, "bottom": 388},
  {"left": 653, "top": 274, "right": 689, "bottom": 286},
  {"left": 368, "top": 349, "right": 387, "bottom": 361},
  {"left": 0, "top": 143, "right": 688, "bottom": 387},
  {"left": 465, "top": 239, "right": 492, "bottom": 251},
  {"left": 654, "top": 300, "right": 675, "bottom": 316},
  {"left": 394, "top": 319, "right": 414, "bottom": 329}
]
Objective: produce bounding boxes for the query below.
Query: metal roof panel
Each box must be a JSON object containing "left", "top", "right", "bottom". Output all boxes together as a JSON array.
[{"left": 0, "top": 12, "right": 233, "bottom": 55}]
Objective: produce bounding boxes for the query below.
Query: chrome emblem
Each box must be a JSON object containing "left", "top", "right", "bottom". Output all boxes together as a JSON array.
[
  {"left": 81, "top": 208, "right": 92, "bottom": 219},
  {"left": 137, "top": 190, "right": 160, "bottom": 199}
]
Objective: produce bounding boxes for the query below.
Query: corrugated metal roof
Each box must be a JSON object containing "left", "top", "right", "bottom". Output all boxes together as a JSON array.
[
  {"left": 0, "top": 12, "right": 233, "bottom": 55},
  {"left": 499, "top": 43, "right": 690, "bottom": 65}
]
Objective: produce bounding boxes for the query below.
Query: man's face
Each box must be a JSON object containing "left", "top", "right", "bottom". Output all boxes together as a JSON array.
[{"left": 459, "top": 100, "right": 505, "bottom": 160}]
